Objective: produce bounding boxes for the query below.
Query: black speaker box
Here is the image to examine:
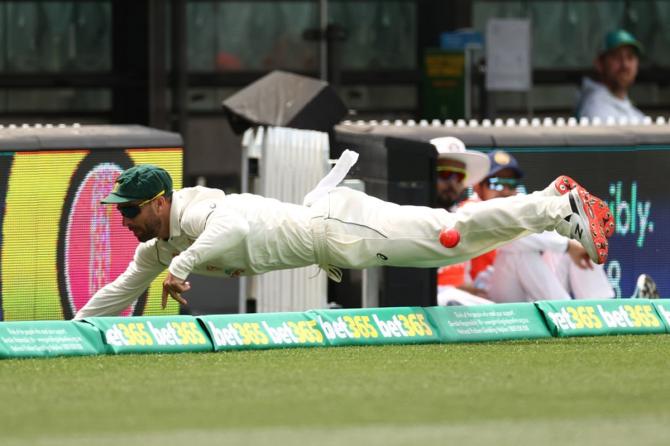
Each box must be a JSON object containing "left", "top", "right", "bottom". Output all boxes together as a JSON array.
[
  {"left": 332, "top": 130, "right": 438, "bottom": 308},
  {"left": 222, "top": 70, "right": 347, "bottom": 134}
]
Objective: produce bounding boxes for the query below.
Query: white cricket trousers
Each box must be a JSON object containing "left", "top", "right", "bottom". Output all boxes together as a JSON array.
[
  {"left": 543, "top": 251, "right": 615, "bottom": 299},
  {"left": 487, "top": 250, "right": 573, "bottom": 302},
  {"left": 309, "top": 187, "right": 572, "bottom": 271}
]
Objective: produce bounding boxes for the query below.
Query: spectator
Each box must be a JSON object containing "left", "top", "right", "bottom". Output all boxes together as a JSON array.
[
  {"left": 432, "top": 137, "right": 492, "bottom": 306},
  {"left": 431, "top": 136, "right": 489, "bottom": 211},
  {"left": 438, "top": 149, "right": 614, "bottom": 306},
  {"left": 577, "top": 29, "right": 645, "bottom": 121}
]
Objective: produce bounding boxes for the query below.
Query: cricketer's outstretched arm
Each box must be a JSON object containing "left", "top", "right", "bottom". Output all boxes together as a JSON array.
[{"left": 74, "top": 242, "right": 165, "bottom": 319}]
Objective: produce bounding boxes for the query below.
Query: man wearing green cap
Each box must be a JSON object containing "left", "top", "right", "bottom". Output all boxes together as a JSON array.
[
  {"left": 75, "top": 152, "right": 614, "bottom": 318},
  {"left": 577, "top": 29, "right": 645, "bottom": 121}
]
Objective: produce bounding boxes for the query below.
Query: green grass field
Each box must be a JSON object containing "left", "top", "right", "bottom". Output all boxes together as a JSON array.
[{"left": 2, "top": 335, "right": 670, "bottom": 446}]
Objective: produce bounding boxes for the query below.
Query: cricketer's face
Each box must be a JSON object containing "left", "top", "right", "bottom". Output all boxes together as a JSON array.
[
  {"left": 597, "top": 45, "right": 639, "bottom": 94},
  {"left": 475, "top": 168, "right": 521, "bottom": 201},
  {"left": 436, "top": 158, "right": 467, "bottom": 209},
  {"left": 118, "top": 201, "right": 162, "bottom": 242}
]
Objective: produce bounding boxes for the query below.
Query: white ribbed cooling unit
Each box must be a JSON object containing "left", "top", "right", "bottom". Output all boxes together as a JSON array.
[{"left": 241, "top": 126, "right": 329, "bottom": 313}]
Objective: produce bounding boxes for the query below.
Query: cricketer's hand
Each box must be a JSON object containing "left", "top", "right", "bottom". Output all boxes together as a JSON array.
[{"left": 162, "top": 272, "right": 191, "bottom": 309}]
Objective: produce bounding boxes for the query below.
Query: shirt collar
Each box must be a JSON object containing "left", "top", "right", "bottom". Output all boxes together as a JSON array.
[{"left": 168, "top": 190, "right": 182, "bottom": 239}]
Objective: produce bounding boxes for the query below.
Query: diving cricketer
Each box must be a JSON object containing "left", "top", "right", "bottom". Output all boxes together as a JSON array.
[{"left": 75, "top": 149, "right": 614, "bottom": 318}]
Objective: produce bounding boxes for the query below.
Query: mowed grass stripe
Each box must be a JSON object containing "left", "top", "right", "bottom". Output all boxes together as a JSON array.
[
  {"left": 4, "top": 417, "right": 670, "bottom": 446},
  {"left": 2, "top": 335, "right": 670, "bottom": 445}
]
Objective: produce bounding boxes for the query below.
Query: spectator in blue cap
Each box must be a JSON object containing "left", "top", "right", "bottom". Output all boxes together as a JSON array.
[
  {"left": 472, "top": 150, "right": 524, "bottom": 201},
  {"left": 577, "top": 29, "right": 645, "bottom": 121}
]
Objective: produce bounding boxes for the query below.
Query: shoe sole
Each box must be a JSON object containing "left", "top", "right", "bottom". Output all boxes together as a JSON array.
[
  {"left": 569, "top": 188, "right": 609, "bottom": 264},
  {"left": 554, "top": 175, "right": 578, "bottom": 195},
  {"left": 554, "top": 175, "right": 616, "bottom": 237}
]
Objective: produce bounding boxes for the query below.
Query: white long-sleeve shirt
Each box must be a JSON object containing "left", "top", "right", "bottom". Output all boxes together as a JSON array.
[
  {"left": 576, "top": 77, "right": 645, "bottom": 121},
  {"left": 76, "top": 186, "right": 318, "bottom": 318}
]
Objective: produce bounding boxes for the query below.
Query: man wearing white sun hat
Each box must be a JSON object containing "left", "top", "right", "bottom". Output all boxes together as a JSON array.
[
  {"left": 431, "top": 136, "right": 490, "bottom": 211},
  {"left": 431, "top": 136, "right": 493, "bottom": 306}
]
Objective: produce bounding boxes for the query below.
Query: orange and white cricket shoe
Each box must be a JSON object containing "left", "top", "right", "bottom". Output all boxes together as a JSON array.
[
  {"left": 549, "top": 175, "right": 616, "bottom": 238},
  {"left": 552, "top": 175, "right": 579, "bottom": 195},
  {"left": 564, "top": 187, "right": 610, "bottom": 264}
]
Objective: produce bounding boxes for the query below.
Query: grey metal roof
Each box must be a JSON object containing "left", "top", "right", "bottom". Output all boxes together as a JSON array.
[
  {"left": 0, "top": 124, "right": 183, "bottom": 150},
  {"left": 336, "top": 118, "right": 670, "bottom": 148}
]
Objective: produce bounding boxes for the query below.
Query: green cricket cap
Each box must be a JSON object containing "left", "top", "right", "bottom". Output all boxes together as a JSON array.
[
  {"left": 601, "top": 29, "right": 642, "bottom": 56},
  {"left": 101, "top": 164, "right": 173, "bottom": 204}
]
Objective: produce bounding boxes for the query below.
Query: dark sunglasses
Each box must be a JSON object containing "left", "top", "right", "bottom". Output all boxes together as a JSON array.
[
  {"left": 117, "top": 190, "right": 165, "bottom": 219},
  {"left": 437, "top": 166, "right": 468, "bottom": 183},
  {"left": 485, "top": 177, "right": 520, "bottom": 192}
]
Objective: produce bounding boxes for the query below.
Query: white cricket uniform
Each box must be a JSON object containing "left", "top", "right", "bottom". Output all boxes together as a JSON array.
[
  {"left": 543, "top": 250, "right": 615, "bottom": 299},
  {"left": 488, "top": 232, "right": 573, "bottom": 302},
  {"left": 76, "top": 179, "right": 574, "bottom": 318},
  {"left": 487, "top": 231, "right": 614, "bottom": 302}
]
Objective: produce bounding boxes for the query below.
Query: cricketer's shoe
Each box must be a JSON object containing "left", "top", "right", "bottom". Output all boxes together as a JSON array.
[
  {"left": 630, "top": 274, "right": 660, "bottom": 299},
  {"left": 545, "top": 175, "right": 578, "bottom": 196},
  {"left": 547, "top": 175, "right": 616, "bottom": 238},
  {"left": 561, "top": 187, "right": 609, "bottom": 264},
  {"left": 590, "top": 194, "right": 616, "bottom": 238}
]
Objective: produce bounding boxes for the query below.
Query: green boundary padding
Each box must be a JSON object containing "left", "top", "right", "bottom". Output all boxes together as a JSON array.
[
  {"left": 84, "top": 315, "right": 213, "bottom": 354},
  {"left": 199, "top": 307, "right": 440, "bottom": 350},
  {"left": 0, "top": 320, "right": 104, "bottom": 358},
  {"left": 200, "top": 311, "right": 325, "bottom": 351},
  {"left": 308, "top": 307, "right": 441, "bottom": 346},
  {"left": 426, "top": 303, "right": 551, "bottom": 342},
  {"left": 0, "top": 300, "right": 668, "bottom": 359},
  {"left": 535, "top": 299, "right": 666, "bottom": 337},
  {"left": 651, "top": 300, "right": 670, "bottom": 332}
]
